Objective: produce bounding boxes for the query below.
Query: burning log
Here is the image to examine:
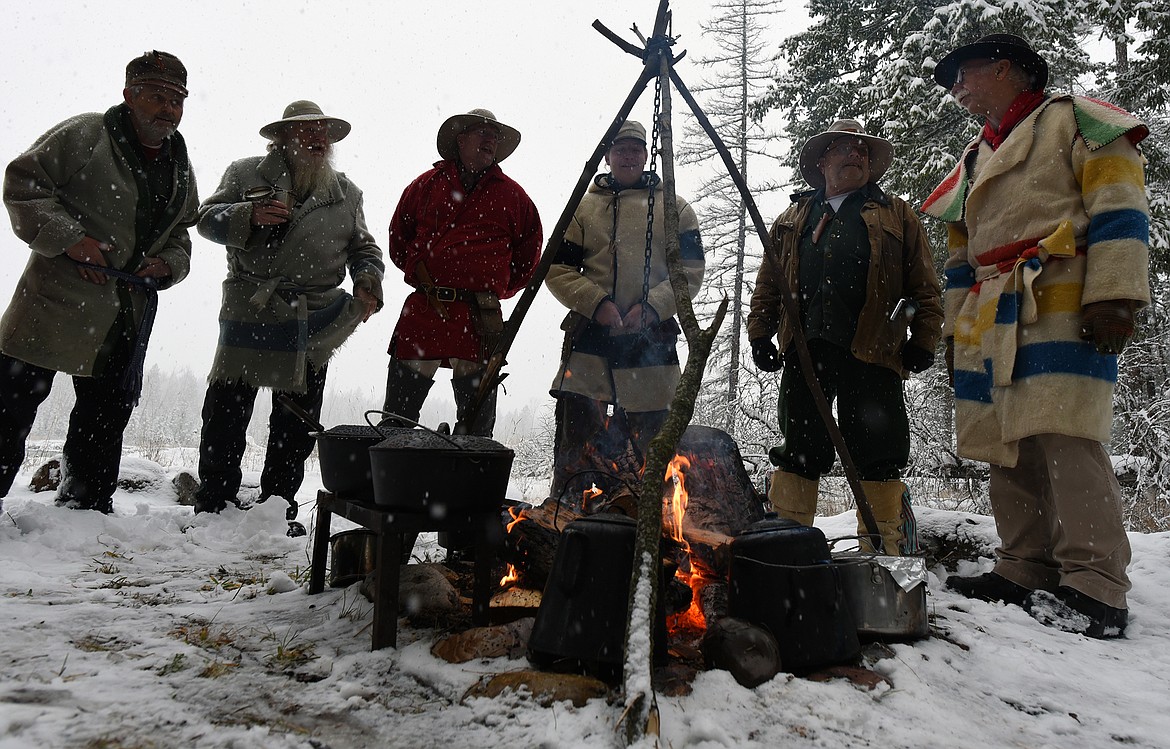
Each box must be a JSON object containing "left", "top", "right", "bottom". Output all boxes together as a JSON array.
[{"left": 500, "top": 425, "right": 763, "bottom": 594}]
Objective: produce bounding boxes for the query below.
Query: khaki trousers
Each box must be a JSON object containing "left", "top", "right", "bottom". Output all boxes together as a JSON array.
[{"left": 990, "top": 433, "right": 1131, "bottom": 609}]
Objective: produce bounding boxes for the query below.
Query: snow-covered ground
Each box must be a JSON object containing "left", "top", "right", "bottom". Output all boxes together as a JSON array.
[{"left": 1, "top": 460, "right": 1168, "bottom": 749}]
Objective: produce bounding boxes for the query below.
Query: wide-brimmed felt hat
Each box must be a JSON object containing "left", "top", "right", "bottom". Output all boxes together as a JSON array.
[
  {"left": 798, "top": 119, "right": 894, "bottom": 189},
  {"left": 260, "top": 100, "right": 351, "bottom": 142},
  {"left": 125, "top": 50, "right": 188, "bottom": 97},
  {"left": 436, "top": 108, "right": 521, "bottom": 163},
  {"left": 933, "top": 33, "right": 1049, "bottom": 91}
]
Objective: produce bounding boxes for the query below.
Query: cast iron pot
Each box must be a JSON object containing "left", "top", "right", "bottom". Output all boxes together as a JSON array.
[
  {"left": 329, "top": 529, "right": 377, "bottom": 587},
  {"left": 368, "top": 427, "right": 514, "bottom": 513},
  {"left": 527, "top": 513, "right": 667, "bottom": 681},
  {"left": 728, "top": 516, "right": 860, "bottom": 674},
  {"left": 285, "top": 401, "right": 411, "bottom": 504},
  {"left": 314, "top": 424, "right": 412, "bottom": 503}
]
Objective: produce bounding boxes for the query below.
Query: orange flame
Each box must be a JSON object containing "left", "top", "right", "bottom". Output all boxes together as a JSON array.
[
  {"left": 505, "top": 505, "right": 525, "bottom": 533},
  {"left": 664, "top": 453, "right": 708, "bottom": 632},
  {"left": 582, "top": 483, "right": 603, "bottom": 511},
  {"left": 664, "top": 454, "right": 691, "bottom": 542},
  {"left": 499, "top": 563, "right": 519, "bottom": 588}
]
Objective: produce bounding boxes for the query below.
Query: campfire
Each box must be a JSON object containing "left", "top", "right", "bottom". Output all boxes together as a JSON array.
[{"left": 497, "top": 426, "right": 765, "bottom": 648}]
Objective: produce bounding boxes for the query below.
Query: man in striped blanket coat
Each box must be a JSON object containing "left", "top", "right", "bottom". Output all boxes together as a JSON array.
[{"left": 922, "top": 34, "right": 1150, "bottom": 638}]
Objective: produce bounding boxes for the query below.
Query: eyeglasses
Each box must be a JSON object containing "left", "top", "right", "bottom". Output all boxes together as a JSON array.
[
  {"left": 825, "top": 140, "right": 869, "bottom": 158},
  {"left": 954, "top": 59, "right": 999, "bottom": 87},
  {"left": 464, "top": 126, "right": 500, "bottom": 141}
]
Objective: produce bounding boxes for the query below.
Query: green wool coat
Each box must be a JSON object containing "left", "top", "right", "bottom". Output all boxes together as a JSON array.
[
  {"left": 2, "top": 105, "right": 198, "bottom": 375},
  {"left": 197, "top": 151, "right": 384, "bottom": 392}
]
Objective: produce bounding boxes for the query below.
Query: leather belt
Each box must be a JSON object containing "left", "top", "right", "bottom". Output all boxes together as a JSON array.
[{"left": 418, "top": 284, "right": 477, "bottom": 304}]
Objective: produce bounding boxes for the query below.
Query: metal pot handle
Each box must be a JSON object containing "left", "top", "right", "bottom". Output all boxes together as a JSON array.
[
  {"left": 827, "top": 534, "right": 881, "bottom": 555},
  {"left": 363, "top": 409, "right": 463, "bottom": 450}
]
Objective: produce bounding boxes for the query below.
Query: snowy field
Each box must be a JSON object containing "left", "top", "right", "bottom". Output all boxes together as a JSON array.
[{"left": 1, "top": 459, "right": 1169, "bottom": 749}]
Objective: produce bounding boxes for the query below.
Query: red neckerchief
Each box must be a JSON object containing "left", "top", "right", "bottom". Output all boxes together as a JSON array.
[{"left": 982, "top": 90, "right": 1047, "bottom": 149}]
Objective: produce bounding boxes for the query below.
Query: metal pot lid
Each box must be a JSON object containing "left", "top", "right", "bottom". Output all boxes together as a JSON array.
[
  {"left": 314, "top": 424, "right": 391, "bottom": 439},
  {"left": 371, "top": 430, "right": 513, "bottom": 455},
  {"left": 736, "top": 514, "right": 810, "bottom": 537}
]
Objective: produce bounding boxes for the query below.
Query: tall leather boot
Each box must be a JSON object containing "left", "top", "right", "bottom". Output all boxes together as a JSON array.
[
  {"left": 380, "top": 359, "right": 434, "bottom": 426},
  {"left": 857, "top": 480, "right": 908, "bottom": 556},
  {"left": 767, "top": 470, "right": 819, "bottom": 526},
  {"left": 452, "top": 371, "right": 496, "bottom": 437}
]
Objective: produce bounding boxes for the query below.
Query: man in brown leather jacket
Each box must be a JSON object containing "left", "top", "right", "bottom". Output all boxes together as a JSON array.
[{"left": 747, "top": 119, "right": 942, "bottom": 555}]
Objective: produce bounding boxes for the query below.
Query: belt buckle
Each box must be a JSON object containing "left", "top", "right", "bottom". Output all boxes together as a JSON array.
[{"left": 435, "top": 286, "right": 457, "bottom": 303}]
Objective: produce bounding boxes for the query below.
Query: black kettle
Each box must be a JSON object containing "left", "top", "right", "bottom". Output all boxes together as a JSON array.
[
  {"left": 728, "top": 515, "right": 860, "bottom": 674},
  {"left": 527, "top": 513, "right": 666, "bottom": 680}
]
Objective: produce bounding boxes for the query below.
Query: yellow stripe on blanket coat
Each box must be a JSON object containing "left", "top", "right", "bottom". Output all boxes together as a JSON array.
[
  {"left": 1033, "top": 282, "right": 1084, "bottom": 314},
  {"left": 954, "top": 280, "right": 1085, "bottom": 343},
  {"left": 1080, "top": 154, "right": 1146, "bottom": 194}
]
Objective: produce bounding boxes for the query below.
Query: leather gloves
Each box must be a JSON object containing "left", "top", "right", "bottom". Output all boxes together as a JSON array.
[
  {"left": 901, "top": 343, "right": 935, "bottom": 374},
  {"left": 944, "top": 337, "right": 955, "bottom": 388},
  {"left": 750, "top": 337, "right": 781, "bottom": 372},
  {"left": 1081, "top": 300, "right": 1136, "bottom": 355}
]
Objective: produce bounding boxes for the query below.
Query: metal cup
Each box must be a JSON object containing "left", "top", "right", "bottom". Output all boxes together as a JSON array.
[{"left": 244, "top": 185, "right": 276, "bottom": 202}]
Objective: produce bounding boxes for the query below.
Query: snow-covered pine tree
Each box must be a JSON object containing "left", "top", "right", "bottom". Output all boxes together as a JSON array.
[{"left": 676, "top": 0, "right": 785, "bottom": 438}]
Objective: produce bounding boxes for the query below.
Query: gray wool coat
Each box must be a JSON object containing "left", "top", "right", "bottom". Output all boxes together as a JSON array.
[
  {"left": 197, "top": 150, "right": 384, "bottom": 392},
  {"left": 1, "top": 104, "right": 198, "bottom": 375}
]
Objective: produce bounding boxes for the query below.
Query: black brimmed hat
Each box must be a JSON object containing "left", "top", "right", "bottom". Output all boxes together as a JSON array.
[{"left": 933, "top": 33, "right": 1049, "bottom": 90}]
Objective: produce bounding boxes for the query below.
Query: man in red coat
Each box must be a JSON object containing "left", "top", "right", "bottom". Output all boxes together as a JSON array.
[{"left": 383, "top": 108, "right": 542, "bottom": 436}]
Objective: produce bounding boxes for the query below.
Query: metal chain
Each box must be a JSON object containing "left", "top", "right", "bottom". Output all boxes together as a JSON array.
[{"left": 640, "top": 70, "right": 663, "bottom": 327}]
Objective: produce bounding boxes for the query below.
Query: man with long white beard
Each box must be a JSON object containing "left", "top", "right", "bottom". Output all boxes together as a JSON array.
[{"left": 192, "top": 100, "right": 384, "bottom": 534}]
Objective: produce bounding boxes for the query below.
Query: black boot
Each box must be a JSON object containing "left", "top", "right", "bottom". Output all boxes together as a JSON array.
[
  {"left": 380, "top": 359, "right": 434, "bottom": 426},
  {"left": 1024, "top": 586, "right": 1128, "bottom": 639},
  {"left": 257, "top": 494, "right": 306, "bottom": 537},
  {"left": 946, "top": 571, "right": 1033, "bottom": 607},
  {"left": 452, "top": 371, "right": 496, "bottom": 437}
]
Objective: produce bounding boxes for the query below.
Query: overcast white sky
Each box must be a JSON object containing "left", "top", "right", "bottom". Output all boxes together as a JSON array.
[{"left": 0, "top": 0, "right": 806, "bottom": 423}]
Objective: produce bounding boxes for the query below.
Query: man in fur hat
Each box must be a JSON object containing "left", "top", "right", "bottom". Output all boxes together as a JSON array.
[
  {"left": 923, "top": 34, "right": 1150, "bottom": 637},
  {"left": 381, "top": 108, "right": 541, "bottom": 436},
  {"left": 747, "top": 119, "right": 943, "bottom": 556},
  {"left": 546, "top": 120, "right": 704, "bottom": 504},
  {"left": 192, "top": 100, "right": 384, "bottom": 532},
  {"left": 0, "top": 51, "right": 199, "bottom": 514}
]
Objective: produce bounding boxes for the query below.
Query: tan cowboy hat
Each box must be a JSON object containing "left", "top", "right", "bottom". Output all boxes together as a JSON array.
[
  {"left": 260, "top": 100, "right": 351, "bottom": 142},
  {"left": 798, "top": 119, "right": 894, "bottom": 190},
  {"left": 933, "top": 33, "right": 1048, "bottom": 91},
  {"left": 436, "top": 108, "right": 521, "bottom": 163}
]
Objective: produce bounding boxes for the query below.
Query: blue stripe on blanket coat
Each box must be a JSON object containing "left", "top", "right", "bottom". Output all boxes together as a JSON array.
[
  {"left": 217, "top": 294, "right": 349, "bottom": 352},
  {"left": 1088, "top": 208, "right": 1150, "bottom": 244},
  {"left": 955, "top": 364, "right": 994, "bottom": 403},
  {"left": 680, "top": 229, "right": 705, "bottom": 260},
  {"left": 955, "top": 341, "right": 1117, "bottom": 405},
  {"left": 1014, "top": 340, "right": 1119, "bottom": 381},
  {"left": 945, "top": 265, "right": 976, "bottom": 291},
  {"left": 995, "top": 291, "right": 1019, "bottom": 325}
]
